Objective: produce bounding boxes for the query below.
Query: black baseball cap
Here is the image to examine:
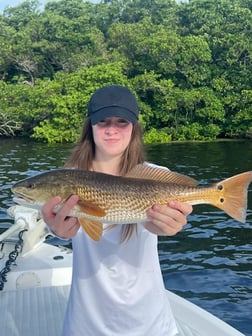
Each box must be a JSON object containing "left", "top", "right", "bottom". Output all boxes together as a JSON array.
[{"left": 87, "top": 85, "right": 139, "bottom": 125}]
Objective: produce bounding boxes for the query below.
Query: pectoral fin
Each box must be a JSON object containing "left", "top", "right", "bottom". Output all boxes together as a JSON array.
[
  {"left": 78, "top": 200, "right": 106, "bottom": 217},
  {"left": 79, "top": 218, "right": 103, "bottom": 241}
]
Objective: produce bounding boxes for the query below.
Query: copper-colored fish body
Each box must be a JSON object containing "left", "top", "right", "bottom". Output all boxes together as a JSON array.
[{"left": 11, "top": 165, "right": 252, "bottom": 241}]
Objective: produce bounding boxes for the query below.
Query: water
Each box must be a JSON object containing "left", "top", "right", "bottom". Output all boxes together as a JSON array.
[{"left": 0, "top": 138, "right": 251, "bottom": 335}]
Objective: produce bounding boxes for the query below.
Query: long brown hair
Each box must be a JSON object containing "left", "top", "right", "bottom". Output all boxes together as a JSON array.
[{"left": 65, "top": 117, "right": 146, "bottom": 241}]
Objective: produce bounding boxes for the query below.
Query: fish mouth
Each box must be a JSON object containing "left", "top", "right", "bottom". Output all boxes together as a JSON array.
[
  {"left": 12, "top": 194, "right": 35, "bottom": 205},
  {"left": 12, "top": 195, "right": 42, "bottom": 212}
]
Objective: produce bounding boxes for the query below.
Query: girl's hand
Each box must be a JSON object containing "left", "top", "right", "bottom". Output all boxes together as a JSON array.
[
  {"left": 41, "top": 195, "right": 80, "bottom": 239},
  {"left": 145, "top": 201, "right": 192, "bottom": 236}
]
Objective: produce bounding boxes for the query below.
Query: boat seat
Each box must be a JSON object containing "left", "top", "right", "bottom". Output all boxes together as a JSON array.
[
  {"left": 0, "top": 284, "right": 200, "bottom": 336},
  {"left": 0, "top": 285, "right": 70, "bottom": 336}
]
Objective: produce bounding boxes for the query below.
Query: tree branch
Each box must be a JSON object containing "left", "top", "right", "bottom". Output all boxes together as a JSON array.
[{"left": 0, "top": 113, "right": 22, "bottom": 136}]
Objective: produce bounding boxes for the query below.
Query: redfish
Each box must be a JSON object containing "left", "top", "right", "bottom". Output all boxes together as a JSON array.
[{"left": 11, "top": 164, "right": 252, "bottom": 241}]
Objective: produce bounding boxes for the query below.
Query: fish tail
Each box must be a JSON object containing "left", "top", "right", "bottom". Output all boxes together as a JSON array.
[{"left": 213, "top": 171, "right": 252, "bottom": 223}]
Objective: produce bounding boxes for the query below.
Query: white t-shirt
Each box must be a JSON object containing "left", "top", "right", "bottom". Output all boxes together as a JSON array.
[
  {"left": 61, "top": 163, "right": 178, "bottom": 335},
  {"left": 61, "top": 223, "right": 178, "bottom": 336}
]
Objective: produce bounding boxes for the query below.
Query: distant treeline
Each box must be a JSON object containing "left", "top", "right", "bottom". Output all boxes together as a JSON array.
[{"left": 0, "top": 0, "right": 251, "bottom": 143}]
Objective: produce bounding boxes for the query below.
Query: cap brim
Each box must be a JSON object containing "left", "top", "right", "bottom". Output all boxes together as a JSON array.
[{"left": 90, "top": 106, "right": 138, "bottom": 125}]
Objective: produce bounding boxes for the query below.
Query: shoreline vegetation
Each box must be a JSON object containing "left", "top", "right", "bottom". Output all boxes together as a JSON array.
[{"left": 0, "top": 0, "right": 251, "bottom": 143}]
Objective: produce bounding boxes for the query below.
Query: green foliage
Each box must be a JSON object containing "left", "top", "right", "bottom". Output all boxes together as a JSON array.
[
  {"left": 144, "top": 127, "right": 172, "bottom": 144},
  {"left": 0, "top": 0, "right": 251, "bottom": 142},
  {"left": 108, "top": 17, "right": 179, "bottom": 77},
  {"left": 175, "top": 35, "right": 212, "bottom": 86},
  {"left": 173, "top": 122, "right": 221, "bottom": 141},
  {"left": 225, "top": 89, "right": 252, "bottom": 137}
]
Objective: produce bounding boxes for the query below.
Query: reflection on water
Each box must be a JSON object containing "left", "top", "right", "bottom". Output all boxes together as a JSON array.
[{"left": 0, "top": 138, "right": 252, "bottom": 335}]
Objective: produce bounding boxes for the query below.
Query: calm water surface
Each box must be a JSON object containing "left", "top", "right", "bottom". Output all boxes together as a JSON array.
[{"left": 0, "top": 138, "right": 251, "bottom": 335}]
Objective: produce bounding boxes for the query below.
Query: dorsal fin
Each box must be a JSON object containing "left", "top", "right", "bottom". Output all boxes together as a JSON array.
[{"left": 125, "top": 164, "right": 198, "bottom": 186}]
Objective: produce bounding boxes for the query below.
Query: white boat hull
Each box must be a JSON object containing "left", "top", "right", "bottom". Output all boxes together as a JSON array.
[{"left": 0, "top": 207, "right": 245, "bottom": 336}]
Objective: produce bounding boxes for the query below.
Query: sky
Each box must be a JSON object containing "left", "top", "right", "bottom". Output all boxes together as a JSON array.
[{"left": 0, "top": 0, "right": 50, "bottom": 12}]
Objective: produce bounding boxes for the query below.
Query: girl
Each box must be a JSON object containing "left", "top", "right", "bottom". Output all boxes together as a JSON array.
[{"left": 42, "top": 85, "right": 192, "bottom": 336}]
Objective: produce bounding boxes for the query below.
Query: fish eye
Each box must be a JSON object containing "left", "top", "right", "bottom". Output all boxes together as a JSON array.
[{"left": 27, "top": 183, "right": 36, "bottom": 189}]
